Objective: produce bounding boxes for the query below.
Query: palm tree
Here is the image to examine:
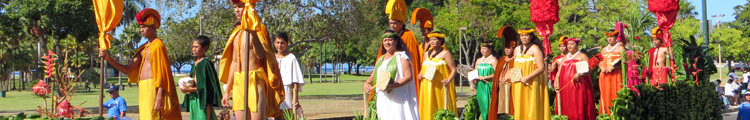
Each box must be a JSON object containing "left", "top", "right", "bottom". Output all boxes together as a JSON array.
[
  {"left": 120, "top": 0, "right": 146, "bottom": 27},
  {"left": 678, "top": 0, "right": 698, "bottom": 21}
]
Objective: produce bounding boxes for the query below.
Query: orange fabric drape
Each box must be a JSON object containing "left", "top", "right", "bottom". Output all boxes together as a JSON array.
[{"left": 92, "top": 0, "right": 123, "bottom": 50}]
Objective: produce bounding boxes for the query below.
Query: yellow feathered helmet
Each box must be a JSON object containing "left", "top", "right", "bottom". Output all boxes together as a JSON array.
[
  {"left": 411, "top": 8, "right": 434, "bottom": 29},
  {"left": 651, "top": 27, "right": 663, "bottom": 39},
  {"left": 385, "top": 0, "right": 407, "bottom": 23},
  {"left": 558, "top": 36, "right": 568, "bottom": 46}
]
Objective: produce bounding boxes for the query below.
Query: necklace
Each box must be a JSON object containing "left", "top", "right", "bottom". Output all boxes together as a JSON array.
[
  {"left": 566, "top": 51, "right": 580, "bottom": 60},
  {"left": 480, "top": 55, "right": 493, "bottom": 63},
  {"left": 605, "top": 43, "right": 620, "bottom": 52}
]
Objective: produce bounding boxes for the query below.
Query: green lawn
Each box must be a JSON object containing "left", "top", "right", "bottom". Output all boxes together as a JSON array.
[{"left": 0, "top": 73, "right": 473, "bottom": 112}]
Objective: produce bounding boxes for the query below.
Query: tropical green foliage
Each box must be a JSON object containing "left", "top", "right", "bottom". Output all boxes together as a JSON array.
[{"left": 462, "top": 95, "right": 479, "bottom": 120}]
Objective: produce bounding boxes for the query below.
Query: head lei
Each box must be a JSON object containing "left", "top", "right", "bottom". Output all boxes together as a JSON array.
[
  {"left": 427, "top": 31, "right": 445, "bottom": 39},
  {"left": 480, "top": 42, "right": 494, "bottom": 48},
  {"left": 381, "top": 33, "right": 399, "bottom": 39},
  {"left": 385, "top": 0, "right": 407, "bottom": 22},
  {"left": 558, "top": 36, "right": 568, "bottom": 46},
  {"left": 651, "top": 27, "right": 663, "bottom": 39},
  {"left": 411, "top": 8, "right": 434, "bottom": 29},
  {"left": 517, "top": 29, "right": 535, "bottom": 35},
  {"left": 565, "top": 38, "right": 581, "bottom": 45},
  {"left": 136, "top": 8, "right": 161, "bottom": 29},
  {"left": 605, "top": 30, "right": 619, "bottom": 37}
]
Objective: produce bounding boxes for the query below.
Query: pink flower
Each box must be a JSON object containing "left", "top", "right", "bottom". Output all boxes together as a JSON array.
[
  {"left": 32, "top": 80, "right": 51, "bottom": 96},
  {"left": 57, "top": 100, "right": 73, "bottom": 118}
]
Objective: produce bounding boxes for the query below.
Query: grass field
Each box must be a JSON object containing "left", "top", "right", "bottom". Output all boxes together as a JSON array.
[{"left": 0, "top": 74, "right": 373, "bottom": 112}]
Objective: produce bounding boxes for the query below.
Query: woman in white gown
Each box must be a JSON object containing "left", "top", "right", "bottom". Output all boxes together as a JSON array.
[{"left": 363, "top": 30, "right": 420, "bottom": 120}]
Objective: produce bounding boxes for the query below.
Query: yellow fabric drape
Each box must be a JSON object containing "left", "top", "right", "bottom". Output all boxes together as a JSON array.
[
  {"left": 92, "top": 0, "right": 123, "bottom": 50},
  {"left": 418, "top": 57, "right": 457, "bottom": 120}
]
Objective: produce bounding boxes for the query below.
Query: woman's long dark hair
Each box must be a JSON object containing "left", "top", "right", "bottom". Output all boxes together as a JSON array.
[
  {"left": 380, "top": 30, "right": 410, "bottom": 55},
  {"left": 427, "top": 31, "right": 445, "bottom": 58},
  {"left": 519, "top": 27, "right": 544, "bottom": 54}
]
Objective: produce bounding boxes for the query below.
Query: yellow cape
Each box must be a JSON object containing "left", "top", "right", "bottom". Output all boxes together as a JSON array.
[{"left": 127, "top": 38, "right": 182, "bottom": 119}]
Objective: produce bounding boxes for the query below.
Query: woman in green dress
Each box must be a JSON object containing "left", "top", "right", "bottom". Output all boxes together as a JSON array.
[
  {"left": 472, "top": 41, "right": 497, "bottom": 120},
  {"left": 179, "top": 35, "right": 223, "bottom": 120}
]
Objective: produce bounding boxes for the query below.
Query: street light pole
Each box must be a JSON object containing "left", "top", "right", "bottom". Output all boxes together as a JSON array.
[{"left": 713, "top": 14, "right": 725, "bottom": 81}]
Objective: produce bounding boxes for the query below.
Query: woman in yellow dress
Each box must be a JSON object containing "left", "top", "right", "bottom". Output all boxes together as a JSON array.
[
  {"left": 416, "top": 31, "right": 457, "bottom": 120},
  {"left": 503, "top": 28, "right": 550, "bottom": 120}
]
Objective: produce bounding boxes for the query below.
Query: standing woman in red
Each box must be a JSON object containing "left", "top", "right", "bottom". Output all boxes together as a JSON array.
[{"left": 555, "top": 38, "right": 596, "bottom": 120}]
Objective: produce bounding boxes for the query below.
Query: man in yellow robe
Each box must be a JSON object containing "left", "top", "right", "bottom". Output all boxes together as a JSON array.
[
  {"left": 218, "top": 0, "right": 285, "bottom": 120},
  {"left": 99, "top": 8, "right": 182, "bottom": 120}
]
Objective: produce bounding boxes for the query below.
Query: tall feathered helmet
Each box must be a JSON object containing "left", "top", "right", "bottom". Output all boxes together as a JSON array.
[
  {"left": 385, "top": 0, "right": 407, "bottom": 23},
  {"left": 411, "top": 8, "right": 434, "bottom": 30},
  {"left": 497, "top": 26, "right": 518, "bottom": 49}
]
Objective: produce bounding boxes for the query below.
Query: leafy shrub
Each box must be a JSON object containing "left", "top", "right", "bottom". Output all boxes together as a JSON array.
[{"left": 462, "top": 95, "right": 479, "bottom": 120}]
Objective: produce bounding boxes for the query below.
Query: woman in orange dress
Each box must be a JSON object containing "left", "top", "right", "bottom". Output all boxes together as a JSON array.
[{"left": 598, "top": 30, "right": 626, "bottom": 114}]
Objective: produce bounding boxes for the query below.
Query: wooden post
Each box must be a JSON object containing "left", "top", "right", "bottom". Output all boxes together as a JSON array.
[
  {"left": 363, "top": 90, "right": 368, "bottom": 119},
  {"left": 99, "top": 58, "right": 105, "bottom": 117},
  {"left": 244, "top": 33, "right": 251, "bottom": 120}
]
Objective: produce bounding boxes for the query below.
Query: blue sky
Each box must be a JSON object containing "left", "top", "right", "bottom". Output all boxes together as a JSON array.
[{"left": 687, "top": 0, "right": 747, "bottom": 22}]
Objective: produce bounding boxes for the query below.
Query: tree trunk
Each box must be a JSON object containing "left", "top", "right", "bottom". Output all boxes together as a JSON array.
[{"left": 347, "top": 62, "right": 353, "bottom": 74}]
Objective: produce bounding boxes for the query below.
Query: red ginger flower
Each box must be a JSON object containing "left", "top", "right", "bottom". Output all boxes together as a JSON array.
[
  {"left": 32, "top": 80, "right": 51, "bottom": 96},
  {"left": 57, "top": 100, "right": 74, "bottom": 118}
]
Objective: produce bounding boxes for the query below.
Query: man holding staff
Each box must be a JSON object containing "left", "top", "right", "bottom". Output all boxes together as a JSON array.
[
  {"left": 218, "top": 0, "right": 285, "bottom": 119},
  {"left": 99, "top": 8, "right": 182, "bottom": 120}
]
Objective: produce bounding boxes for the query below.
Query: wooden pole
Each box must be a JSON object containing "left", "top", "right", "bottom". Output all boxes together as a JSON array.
[
  {"left": 363, "top": 90, "right": 368, "bottom": 119},
  {"left": 99, "top": 58, "right": 105, "bottom": 117},
  {"left": 244, "top": 32, "right": 251, "bottom": 119}
]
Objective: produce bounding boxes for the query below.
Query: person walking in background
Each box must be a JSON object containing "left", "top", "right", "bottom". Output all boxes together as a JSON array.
[
  {"left": 179, "top": 35, "right": 223, "bottom": 120},
  {"left": 363, "top": 30, "right": 420, "bottom": 120},
  {"left": 417, "top": 31, "right": 458, "bottom": 120},
  {"left": 273, "top": 31, "right": 306, "bottom": 120},
  {"left": 503, "top": 28, "right": 551, "bottom": 120},
  {"left": 103, "top": 86, "right": 127, "bottom": 120},
  {"left": 99, "top": 8, "right": 182, "bottom": 120}
]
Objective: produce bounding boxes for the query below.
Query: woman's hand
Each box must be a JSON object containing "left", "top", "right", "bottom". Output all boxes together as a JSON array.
[
  {"left": 520, "top": 77, "right": 532, "bottom": 86},
  {"left": 441, "top": 79, "right": 451, "bottom": 86},
  {"left": 573, "top": 73, "right": 580, "bottom": 82},
  {"left": 221, "top": 93, "right": 231, "bottom": 107},
  {"left": 363, "top": 84, "right": 373, "bottom": 93},
  {"left": 417, "top": 75, "right": 424, "bottom": 81}
]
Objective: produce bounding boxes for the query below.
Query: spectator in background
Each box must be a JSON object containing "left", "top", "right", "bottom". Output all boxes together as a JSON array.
[
  {"left": 736, "top": 91, "right": 750, "bottom": 120},
  {"left": 744, "top": 70, "right": 750, "bottom": 89},
  {"left": 103, "top": 86, "right": 127, "bottom": 119},
  {"left": 717, "top": 80, "right": 730, "bottom": 109},
  {"left": 727, "top": 79, "right": 740, "bottom": 106}
]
